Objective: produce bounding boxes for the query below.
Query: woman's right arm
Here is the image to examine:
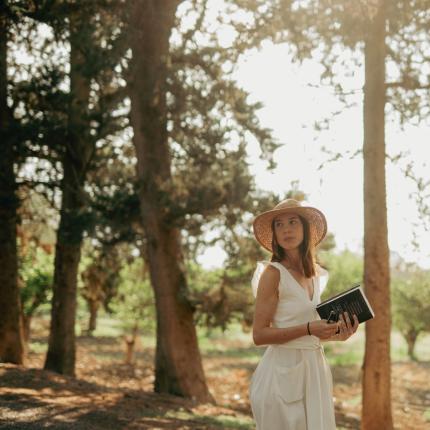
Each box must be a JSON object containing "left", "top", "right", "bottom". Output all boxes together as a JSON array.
[{"left": 252, "top": 266, "right": 339, "bottom": 346}]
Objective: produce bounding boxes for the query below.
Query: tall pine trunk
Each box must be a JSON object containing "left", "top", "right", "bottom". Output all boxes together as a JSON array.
[
  {"left": 128, "top": 0, "right": 212, "bottom": 401},
  {"left": 44, "top": 15, "right": 91, "bottom": 375},
  {"left": 44, "top": 168, "right": 84, "bottom": 374},
  {"left": 0, "top": 11, "right": 25, "bottom": 364},
  {"left": 362, "top": 2, "right": 393, "bottom": 428}
]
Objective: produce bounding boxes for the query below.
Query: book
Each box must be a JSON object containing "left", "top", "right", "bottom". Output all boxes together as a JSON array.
[{"left": 316, "top": 283, "right": 375, "bottom": 324}]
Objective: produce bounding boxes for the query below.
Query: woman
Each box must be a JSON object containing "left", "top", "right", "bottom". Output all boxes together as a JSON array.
[{"left": 249, "top": 199, "right": 358, "bottom": 430}]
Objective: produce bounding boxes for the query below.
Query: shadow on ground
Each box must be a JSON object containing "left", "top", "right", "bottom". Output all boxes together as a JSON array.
[{"left": 0, "top": 365, "right": 252, "bottom": 430}]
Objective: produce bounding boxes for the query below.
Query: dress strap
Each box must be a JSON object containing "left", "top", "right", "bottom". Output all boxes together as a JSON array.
[
  {"left": 316, "top": 265, "right": 329, "bottom": 293},
  {"left": 251, "top": 261, "right": 286, "bottom": 298}
]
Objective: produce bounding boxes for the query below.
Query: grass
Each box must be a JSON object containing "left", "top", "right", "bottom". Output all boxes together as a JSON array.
[
  {"left": 197, "top": 322, "right": 430, "bottom": 366},
  {"left": 28, "top": 316, "right": 430, "bottom": 367},
  {"left": 29, "top": 340, "right": 48, "bottom": 354},
  {"left": 343, "top": 394, "right": 362, "bottom": 407},
  {"left": 89, "top": 318, "right": 430, "bottom": 366},
  {"left": 191, "top": 414, "right": 254, "bottom": 429},
  {"left": 322, "top": 326, "right": 430, "bottom": 366},
  {"left": 164, "top": 410, "right": 254, "bottom": 429},
  {"left": 88, "top": 316, "right": 124, "bottom": 338}
]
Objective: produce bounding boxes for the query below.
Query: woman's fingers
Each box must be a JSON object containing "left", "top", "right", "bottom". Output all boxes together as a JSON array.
[
  {"left": 352, "top": 314, "right": 359, "bottom": 332},
  {"left": 338, "top": 313, "right": 359, "bottom": 339},
  {"left": 322, "top": 324, "right": 338, "bottom": 339},
  {"left": 346, "top": 313, "right": 354, "bottom": 335},
  {"left": 320, "top": 314, "right": 359, "bottom": 340},
  {"left": 343, "top": 312, "right": 353, "bottom": 330},
  {"left": 328, "top": 322, "right": 339, "bottom": 335}
]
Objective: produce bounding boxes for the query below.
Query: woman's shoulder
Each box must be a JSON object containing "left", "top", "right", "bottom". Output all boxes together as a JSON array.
[
  {"left": 262, "top": 263, "right": 281, "bottom": 279},
  {"left": 255, "top": 261, "right": 281, "bottom": 281},
  {"left": 251, "top": 261, "right": 281, "bottom": 298}
]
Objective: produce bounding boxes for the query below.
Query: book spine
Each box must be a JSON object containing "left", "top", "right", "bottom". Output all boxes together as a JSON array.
[{"left": 359, "top": 286, "right": 375, "bottom": 317}]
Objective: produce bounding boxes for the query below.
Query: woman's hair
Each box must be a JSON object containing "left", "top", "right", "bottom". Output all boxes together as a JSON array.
[{"left": 270, "top": 215, "right": 316, "bottom": 278}]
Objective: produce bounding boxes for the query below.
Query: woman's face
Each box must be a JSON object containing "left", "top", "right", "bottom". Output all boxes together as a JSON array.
[{"left": 273, "top": 213, "right": 304, "bottom": 251}]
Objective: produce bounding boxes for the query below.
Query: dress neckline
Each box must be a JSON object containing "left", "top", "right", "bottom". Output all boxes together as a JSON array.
[{"left": 277, "top": 263, "right": 315, "bottom": 302}]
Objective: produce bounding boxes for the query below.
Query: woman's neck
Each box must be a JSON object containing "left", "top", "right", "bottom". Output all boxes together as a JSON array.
[{"left": 283, "top": 250, "right": 303, "bottom": 272}]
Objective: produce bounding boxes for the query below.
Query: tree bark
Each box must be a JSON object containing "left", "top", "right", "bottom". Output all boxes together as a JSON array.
[
  {"left": 127, "top": 0, "right": 212, "bottom": 401},
  {"left": 0, "top": 11, "right": 25, "bottom": 364},
  {"left": 44, "top": 202, "right": 82, "bottom": 374},
  {"left": 22, "top": 314, "right": 32, "bottom": 343},
  {"left": 362, "top": 1, "right": 393, "bottom": 429},
  {"left": 44, "top": 14, "right": 91, "bottom": 375},
  {"left": 124, "top": 323, "right": 139, "bottom": 365},
  {"left": 87, "top": 299, "right": 99, "bottom": 334}
]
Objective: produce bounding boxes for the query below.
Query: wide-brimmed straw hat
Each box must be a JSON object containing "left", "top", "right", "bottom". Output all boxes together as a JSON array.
[{"left": 253, "top": 199, "right": 327, "bottom": 252}]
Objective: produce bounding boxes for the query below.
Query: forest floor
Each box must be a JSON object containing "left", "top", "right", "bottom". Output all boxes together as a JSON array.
[{"left": 0, "top": 330, "right": 429, "bottom": 429}]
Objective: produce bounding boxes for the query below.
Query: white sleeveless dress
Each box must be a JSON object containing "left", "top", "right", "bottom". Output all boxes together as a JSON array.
[{"left": 249, "top": 261, "right": 336, "bottom": 430}]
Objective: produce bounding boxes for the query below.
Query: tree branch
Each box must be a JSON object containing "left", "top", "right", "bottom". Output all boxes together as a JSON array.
[{"left": 386, "top": 80, "right": 430, "bottom": 90}]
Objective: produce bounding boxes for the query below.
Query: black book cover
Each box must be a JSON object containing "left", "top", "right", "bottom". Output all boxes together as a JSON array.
[{"left": 316, "top": 284, "right": 375, "bottom": 324}]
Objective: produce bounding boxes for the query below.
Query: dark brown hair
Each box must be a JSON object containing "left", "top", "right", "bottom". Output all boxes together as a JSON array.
[{"left": 270, "top": 215, "right": 316, "bottom": 278}]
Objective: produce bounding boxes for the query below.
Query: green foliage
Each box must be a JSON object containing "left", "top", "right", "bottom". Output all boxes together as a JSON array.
[
  {"left": 110, "top": 259, "right": 155, "bottom": 335},
  {"left": 19, "top": 246, "right": 53, "bottom": 317},
  {"left": 165, "top": 410, "right": 254, "bottom": 429},
  {"left": 186, "top": 192, "right": 277, "bottom": 332},
  {"left": 80, "top": 242, "right": 124, "bottom": 311},
  {"left": 188, "top": 260, "right": 256, "bottom": 332},
  {"left": 128, "top": 1, "right": 280, "bottom": 260},
  {"left": 391, "top": 264, "right": 430, "bottom": 359},
  {"left": 9, "top": 0, "right": 281, "bottom": 259},
  {"left": 9, "top": 1, "right": 130, "bottom": 230},
  {"left": 318, "top": 250, "right": 363, "bottom": 301}
]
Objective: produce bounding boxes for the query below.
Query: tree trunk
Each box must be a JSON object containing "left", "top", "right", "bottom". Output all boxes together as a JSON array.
[
  {"left": 127, "top": 0, "right": 212, "bottom": 402},
  {"left": 87, "top": 299, "right": 99, "bottom": 334},
  {"left": 362, "top": 2, "right": 393, "bottom": 429},
  {"left": 405, "top": 330, "right": 418, "bottom": 361},
  {"left": 124, "top": 324, "right": 139, "bottom": 365},
  {"left": 0, "top": 11, "right": 25, "bottom": 364},
  {"left": 44, "top": 15, "right": 91, "bottom": 375},
  {"left": 44, "top": 165, "right": 84, "bottom": 375},
  {"left": 22, "top": 314, "right": 32, "bottom": 343}
]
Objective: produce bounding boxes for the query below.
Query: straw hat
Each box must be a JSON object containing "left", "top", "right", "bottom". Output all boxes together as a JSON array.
[{"left": 253, "top": 199, "right": 327, "bottom": 252}]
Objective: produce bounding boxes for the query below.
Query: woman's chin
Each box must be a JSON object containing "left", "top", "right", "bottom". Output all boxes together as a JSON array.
[{"left": 280, "top": 243, "right": 300, "bottom": 251}]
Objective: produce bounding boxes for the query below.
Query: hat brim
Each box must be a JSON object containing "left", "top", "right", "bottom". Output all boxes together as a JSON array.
[{"left": 253, "top": 206, "right": 327, "bottom": 252}]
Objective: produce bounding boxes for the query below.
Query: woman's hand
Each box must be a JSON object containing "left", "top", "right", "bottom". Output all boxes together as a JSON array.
[
  {"left": 309, "top": 319, "right": 340, "bottom": 340},
  {"left": 333, "top": 312, "right": 359, "bottom": 341}
]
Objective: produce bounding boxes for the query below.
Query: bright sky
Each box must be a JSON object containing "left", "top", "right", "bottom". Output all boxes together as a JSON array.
[{"left": 198, "top": 40, "right": 430, "bottom": 270}]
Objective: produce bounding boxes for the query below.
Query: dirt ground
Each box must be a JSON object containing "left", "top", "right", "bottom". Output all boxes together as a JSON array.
[{"left": 0, "top": 335, "right": 429, "bottom": 429}]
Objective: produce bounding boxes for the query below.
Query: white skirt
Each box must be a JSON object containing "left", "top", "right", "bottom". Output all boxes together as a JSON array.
[{"left": 249, "top": 345, "right": 336, "bottom": 430}]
